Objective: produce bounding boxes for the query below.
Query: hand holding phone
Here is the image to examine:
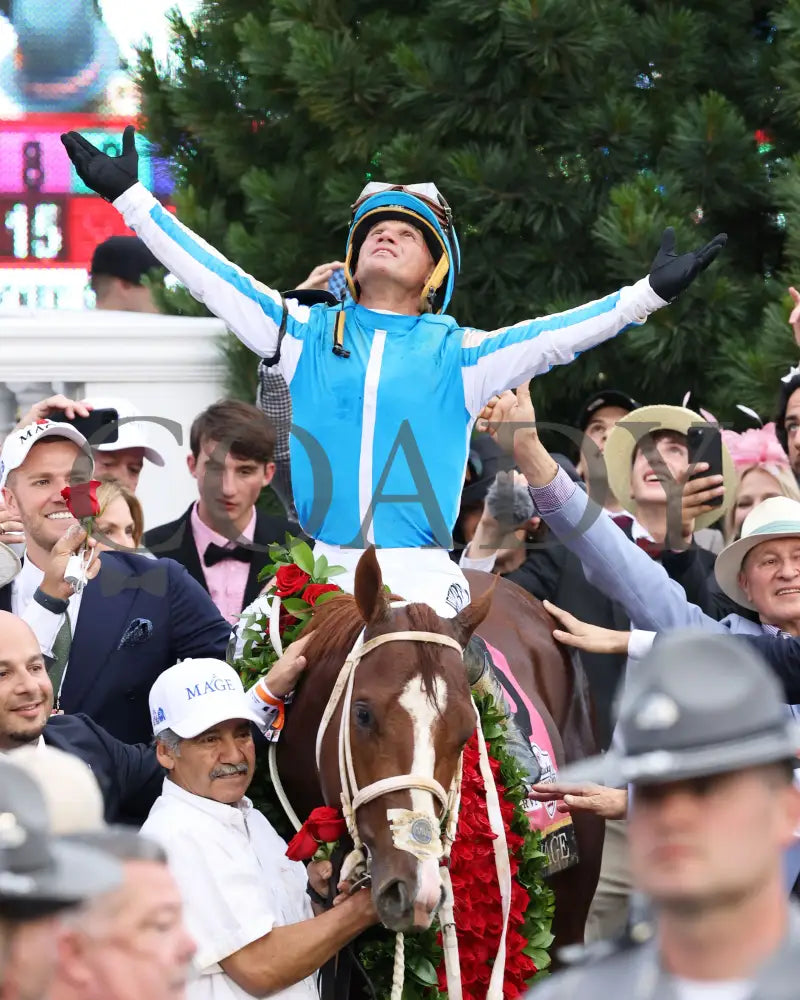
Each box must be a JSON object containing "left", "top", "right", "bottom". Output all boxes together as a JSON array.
[
  {"left": 687, "top": 424, "right": 724, "bottom": 509},
  {"left": 15, "top": 394, "right": 91, "bottom": 430},
  {"left": 49, "top": 407, "right": 119, "bottom": 446}
]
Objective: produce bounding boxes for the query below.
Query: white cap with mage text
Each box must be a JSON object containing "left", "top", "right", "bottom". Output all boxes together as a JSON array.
[
  {"left": 84, "top": 396, "right": 166, "bottom": 466},
  {"left": 149, "top": 659, "right": 264, "bottom": 739},
  {"left": 0, "top": 419, "right": 93, "bottom": 489}
]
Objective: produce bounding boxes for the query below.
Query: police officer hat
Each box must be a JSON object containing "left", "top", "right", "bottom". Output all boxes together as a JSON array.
[
  {"left": 561, "top": 630, "right": 800, "bottom": 787},
  {"left": 0, "top": 758, "right": 121, "bottom": 920}
]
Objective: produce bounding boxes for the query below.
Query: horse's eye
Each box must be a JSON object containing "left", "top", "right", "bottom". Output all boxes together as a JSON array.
[{"left": 354, "top": 703, "right": 373, "bottom": 729}]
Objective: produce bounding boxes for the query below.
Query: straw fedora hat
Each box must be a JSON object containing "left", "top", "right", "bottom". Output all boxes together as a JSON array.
[
  {"left": 714, "top": 495, "right": 800, "bottom": 611},
  {"left": 603, "top": 404, "right": 735, "bottom": 530}
]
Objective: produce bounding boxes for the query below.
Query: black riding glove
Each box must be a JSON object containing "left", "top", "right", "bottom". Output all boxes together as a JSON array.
[
  {"left": 60, "top": 125, "right": 139, "bottom": 202},
  {"left": 648, "top": 227, "right": 727, "bottom": 302}
]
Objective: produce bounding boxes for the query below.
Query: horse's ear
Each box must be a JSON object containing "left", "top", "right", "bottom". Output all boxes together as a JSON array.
[
  {"left": 450, "top": 577, "right": 496, "bottom": 647},
  {"left": 354, "top": 546, "right": 390, "bottom": 625}
]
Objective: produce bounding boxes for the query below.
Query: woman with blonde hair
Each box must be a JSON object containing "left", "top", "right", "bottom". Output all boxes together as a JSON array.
[
  {"left": 93, "top": 478, "right": 145, "bottom": 551},
  {"left": 721, "top": 423, "right": 800, "bottom": 542}
]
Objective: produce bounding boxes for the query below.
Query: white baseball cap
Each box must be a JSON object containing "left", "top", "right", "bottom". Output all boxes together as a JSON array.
[
  {"left": 84, "top": 397, "right": 166, "bottom": 467},
  {"left": 0, "top": 419, "right": 93, "bottom": 489},
  {"left": 149, "top": 659, "right": 263, "bottom": 739}
]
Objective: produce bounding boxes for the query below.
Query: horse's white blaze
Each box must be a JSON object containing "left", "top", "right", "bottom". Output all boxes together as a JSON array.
[
  {"left": 398, "top": 673, "right": 448, "bottom": 816},
  {"left": 398, "top": 673, "right": 447, "bottom": 917}
]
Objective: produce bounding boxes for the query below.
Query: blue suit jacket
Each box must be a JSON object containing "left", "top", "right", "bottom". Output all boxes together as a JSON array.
[
  {"left": 44, "top": 713, "right": 162, "bottom": 826},
  {"left": 744, "top": 635, "right": 800, "bottom": 704},
  {"left": 2, "top": 551, "right": 231, "bottom": 745}
]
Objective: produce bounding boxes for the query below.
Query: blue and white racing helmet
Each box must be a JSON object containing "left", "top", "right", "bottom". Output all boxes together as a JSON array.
[{"left": 344, "top": 182, "right": 461, "bottom": 314}]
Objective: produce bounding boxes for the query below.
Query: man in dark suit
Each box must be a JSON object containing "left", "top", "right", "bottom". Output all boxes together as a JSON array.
[
  {"left": 0, "top": 610, "right": 162, "bottom": 826},
  {"left": 144, "top": 399, "right": 299, "bottom": 623},
  {"left": 1, "top": 418, "right": 231, "bottom": 745}
]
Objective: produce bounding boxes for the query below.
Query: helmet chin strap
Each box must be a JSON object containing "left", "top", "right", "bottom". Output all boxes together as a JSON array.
[{"left": 420, "top": 254, "right": 450, "bottom": 313}]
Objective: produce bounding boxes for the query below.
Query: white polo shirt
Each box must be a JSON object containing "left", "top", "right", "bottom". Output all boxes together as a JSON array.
[{"left": 141, "top": 778, "right": 319, "bottom": 1000}]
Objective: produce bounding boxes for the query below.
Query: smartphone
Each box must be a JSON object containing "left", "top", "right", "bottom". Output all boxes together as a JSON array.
[
  {"left": 687, "top": 424, "right": 723, "bottom": 508},
  {"left": 49, "top": 407, "right": 119, "bottom": 446}
]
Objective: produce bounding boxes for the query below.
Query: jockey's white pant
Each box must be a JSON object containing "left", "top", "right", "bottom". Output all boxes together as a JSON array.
[{"left": 312, "top": 542, "right": 470, "bottom": 619}]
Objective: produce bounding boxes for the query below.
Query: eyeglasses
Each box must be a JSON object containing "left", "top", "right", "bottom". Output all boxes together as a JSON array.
[{"left": 352, "top": 182, "right": 454, "bottom": 231}]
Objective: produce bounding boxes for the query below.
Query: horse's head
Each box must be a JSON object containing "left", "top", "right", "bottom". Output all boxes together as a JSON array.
[{"left": 316, "top": 548, "right": 492, "bottom": 933}]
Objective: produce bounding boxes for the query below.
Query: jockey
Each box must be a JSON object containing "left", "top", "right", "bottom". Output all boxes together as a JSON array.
[{"left": 60, "top": 128, "right": 725, "bottom": 607}]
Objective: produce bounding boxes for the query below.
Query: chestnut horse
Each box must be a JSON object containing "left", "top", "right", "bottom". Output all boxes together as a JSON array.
[
  {"left": 275, "top": 551, "right": 602, "bottom": 951},
  {"left": 278, "top": 547, "right": 487, "bottom": 931}
]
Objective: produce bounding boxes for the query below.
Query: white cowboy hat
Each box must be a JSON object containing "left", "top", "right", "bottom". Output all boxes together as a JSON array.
[
  {"left": 714, "top": 495, "right": 800, "bottom": 611},
  {"left": 0, "top": 542, "right": 21, "bottom": 588},
  {"left": 603, "top": 404, "right": 736, "bottom": 530}
]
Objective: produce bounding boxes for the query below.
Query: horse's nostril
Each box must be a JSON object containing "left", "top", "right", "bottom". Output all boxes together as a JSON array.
[{"left": 377, "top": 878, "right": 410, "bottom": 922}]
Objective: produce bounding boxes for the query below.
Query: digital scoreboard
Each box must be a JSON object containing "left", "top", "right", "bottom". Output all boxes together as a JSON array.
[{"left": 0, "top": 114, "right": 174, "bottom": 308}]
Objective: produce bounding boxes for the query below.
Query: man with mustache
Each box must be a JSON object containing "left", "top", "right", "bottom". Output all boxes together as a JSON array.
[{"left": 141, "top": 656, "right": 378, "bottom": 1000}]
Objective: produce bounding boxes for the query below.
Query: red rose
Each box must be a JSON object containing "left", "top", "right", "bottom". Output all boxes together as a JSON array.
[
  {"left": 274, "top": 564, "right": 310, "bottom": 597},
  {"left": 285, "top": 806, "right": 346, "bottom": 861},
  {"left": 305, "top": 806, "right": 347, "bottom": 843},
  {"left": 302, "top": 583, "right": 340, "bottom": 605},
  {"left": 285, "top": 826, "right": 318, "bottom": 862},
  {"left": 61, "top": 480, "right": 102, "bottom": 519}
]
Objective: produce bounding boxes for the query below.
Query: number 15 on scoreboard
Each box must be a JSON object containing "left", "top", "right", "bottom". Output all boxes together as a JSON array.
[{"left": 2, "top": 200, "right": 64, "bottom": 260}]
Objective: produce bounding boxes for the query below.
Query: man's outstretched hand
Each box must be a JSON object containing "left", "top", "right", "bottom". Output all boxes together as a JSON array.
[
  {"left": 648, "top": 226, "right": 727, "bottom": 302},
  {"left": 61, "top": 125, "right": 139, "bottom": 202}
]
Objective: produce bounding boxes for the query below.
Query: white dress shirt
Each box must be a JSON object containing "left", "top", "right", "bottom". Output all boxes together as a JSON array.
[
  {"left": 12, "top": 555, "right": 84, "bottom": 659},
  {"left": 141, "top": 779, "right": 319, "bottom": 1000}
]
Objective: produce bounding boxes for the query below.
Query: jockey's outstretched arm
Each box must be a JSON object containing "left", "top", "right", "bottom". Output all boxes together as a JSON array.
[
  {"left": 461, "top": 229, "right": 726, "bottom": 413},
  {"left": 60, "top": 126, "right": 311, "bottom": 367}
]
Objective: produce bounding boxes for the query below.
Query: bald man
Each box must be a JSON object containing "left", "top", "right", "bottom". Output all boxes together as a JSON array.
[{"left": 0, "top": 612, "right": 161, "bottom": 825}]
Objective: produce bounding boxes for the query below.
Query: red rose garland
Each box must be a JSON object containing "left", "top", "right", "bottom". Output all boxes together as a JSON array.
[
  {"left": 436, "top": 734, "right": 536, "bottom": 999},
  {"left": 274, "top": 563, "right": 311, "bottom": 597},
  {"left": 302, "top": 582, "right": 341, "bottom": 605}
]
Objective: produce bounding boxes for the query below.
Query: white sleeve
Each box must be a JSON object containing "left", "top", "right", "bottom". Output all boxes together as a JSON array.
[
  {"left": 460, "top": 278, "right": 667, "bottom": 416},
  {"left": 113, "top": 183, "right": 314, "bottom": 360},
  {"left": 628, "top": 630, "right": 657, "bottom": 660},
  {"left": 458, "top": 545, "right": 498, "bottom": 572},
  {"left": 21, "top": 601, "right": 62, "bottom": 658}
]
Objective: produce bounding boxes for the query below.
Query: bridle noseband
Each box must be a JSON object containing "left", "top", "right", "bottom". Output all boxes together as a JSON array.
[{"left": 315, "top": 627, "right": 465, "bottom": 864}]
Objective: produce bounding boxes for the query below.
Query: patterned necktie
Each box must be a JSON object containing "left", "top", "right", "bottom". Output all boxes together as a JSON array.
[{"left": 48, "top": 610, "right": 71, "bottom": 707}]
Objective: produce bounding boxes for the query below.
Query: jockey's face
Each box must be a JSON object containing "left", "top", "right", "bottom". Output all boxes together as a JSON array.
[{"left": 355, "top": 219, "right": 435, "bottom": 300}]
